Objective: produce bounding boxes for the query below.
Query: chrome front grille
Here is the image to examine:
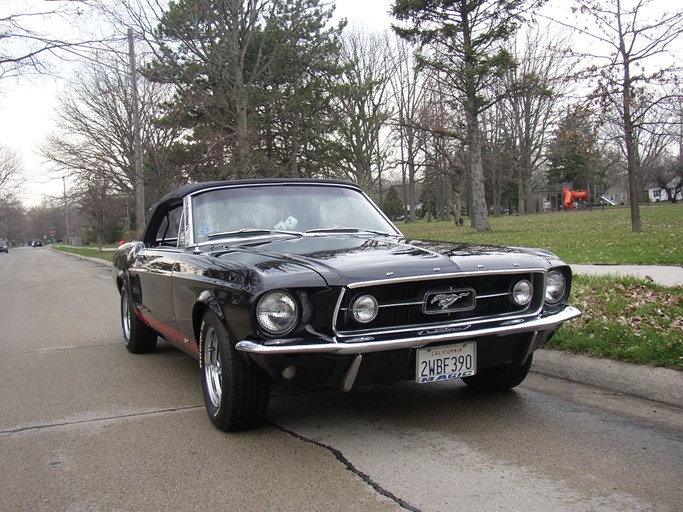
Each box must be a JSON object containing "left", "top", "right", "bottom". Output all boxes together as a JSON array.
[{"left": 335, "top": 271, "right": 545, "bottom": 335}]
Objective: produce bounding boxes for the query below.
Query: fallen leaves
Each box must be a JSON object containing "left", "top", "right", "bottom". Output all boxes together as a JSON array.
[{"left": 551, "top": 275, "right": 683, "bottom": 369}]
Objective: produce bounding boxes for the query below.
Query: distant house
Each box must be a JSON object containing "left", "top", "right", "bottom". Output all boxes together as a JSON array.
[
  {"left": 647, "top": 177, "right": 682, "bottom": 203},
  {"left": 603, "top": 185, "right": 628, "bottom": 206}
]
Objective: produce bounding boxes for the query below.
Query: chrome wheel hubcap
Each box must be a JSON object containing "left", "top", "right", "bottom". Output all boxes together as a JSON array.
[
  {"left": 122, "top": 293, "right": 131, "bottom": 342},
  {"left": 203, "top": 326, "right": 222, "bottom": 408}
]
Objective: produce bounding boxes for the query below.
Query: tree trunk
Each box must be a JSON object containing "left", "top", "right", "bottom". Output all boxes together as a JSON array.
[
  {"left": 407, "top": 134, "right": 418, "bottom": 222},
  {"left": 231, "top": 2, "right": 250, "bottom": 177},
  {"left": 461, "top": 12, "right": 490, "bottom": 232},
  {"left": 618, "top": 6, "right": 642, "bottom": 232},
  {"left": 400, "top": 133, "right": 409, "bottom": 222},
  {"left": 289, "top": 110, "right": 301, "bottom": 178},
  {"left": 517, "top": 165, "right": 525, "bottom": 215},
  {"left": 524, "top": 177, "right": 535, "bottom": 214},
  {"left": 467, "top": 111, "right": 490, "bottom": 231},
  {"left": 451, "top": 191, "right": 462, "bottom": 226},
  {"left": 235, "top": 77, "right": 250, "bottom": 175}
]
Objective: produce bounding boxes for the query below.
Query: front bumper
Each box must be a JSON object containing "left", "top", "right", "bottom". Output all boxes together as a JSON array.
[{"left": 236, "top": 306, "right": 581, "bottom": 356}]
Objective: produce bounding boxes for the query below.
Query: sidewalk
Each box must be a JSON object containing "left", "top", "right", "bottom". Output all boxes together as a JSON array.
[{"left": 571, "top": 264, "right": 683, "bottom": 287}]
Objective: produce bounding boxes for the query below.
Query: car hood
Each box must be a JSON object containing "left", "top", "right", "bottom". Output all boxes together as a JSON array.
[{"left": 210, "top": 235, "right": 562, "bottom": 287}]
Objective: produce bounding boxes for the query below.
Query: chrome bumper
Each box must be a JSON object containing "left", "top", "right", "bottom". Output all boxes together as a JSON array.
[{"left": 236, "top": 306, "right": 581, "bottom": 356}]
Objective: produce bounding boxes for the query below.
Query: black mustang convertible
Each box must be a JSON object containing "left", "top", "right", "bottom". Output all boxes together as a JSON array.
[{"left": 113, "top": 179, "right": 580, "bottom": 431}]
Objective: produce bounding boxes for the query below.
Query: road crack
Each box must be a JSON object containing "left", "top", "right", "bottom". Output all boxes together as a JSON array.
[
  {"left": 269, "top": 421, "right": 422, "bottom": 512},
  {"left": 0, "top": 405, "right": 203, "bottom": 435}
]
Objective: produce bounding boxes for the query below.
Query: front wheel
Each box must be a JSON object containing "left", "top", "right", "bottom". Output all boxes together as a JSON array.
[
  {"left": 461, "top": 354, "right": 533, "bottom": 391},
  {"left": 200, "top": 311, "right": 270, "bottom": 431},
  {"left": 120, "top": 285, "right": 157, "bottom": 354}
]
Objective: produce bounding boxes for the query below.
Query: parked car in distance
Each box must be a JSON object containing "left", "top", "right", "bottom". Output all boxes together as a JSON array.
[
  {"left": 31, "top": 240, "right": 43, "bottom": 247},
  {"left": 0, "top": 240, "right": 8, "bottom": 253},
  {"left": 113, "top": 180, "right": 580, "bottom": 431}
]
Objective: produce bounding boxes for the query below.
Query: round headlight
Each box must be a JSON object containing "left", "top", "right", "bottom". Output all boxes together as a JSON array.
[
  {"left": 545, "top": 270, "right": 566, "bottom": 304},
  {"left": 351, "top": 294, "right": 379, "bottom": 324},
  {"left": 511, "top": 279, "right": 533, "bottom": 306},
  {"left": 256, "top": 291, "right": 298, "bottom": 335}
]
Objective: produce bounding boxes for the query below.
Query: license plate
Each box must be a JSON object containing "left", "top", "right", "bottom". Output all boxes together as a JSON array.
[{"left": 416, "top": 342, "right": 477, "bottom": 384}]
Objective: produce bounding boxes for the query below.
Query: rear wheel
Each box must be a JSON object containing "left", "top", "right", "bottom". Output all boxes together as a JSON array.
[
  {"left": 461, "top": 354, "right": 533, "bottom": 391},
  {"left": 120, "top": 285, "right": 157, "bottom": 354},
  {"left": 200, "top": 311, "right": 270, "bottom": 431}
]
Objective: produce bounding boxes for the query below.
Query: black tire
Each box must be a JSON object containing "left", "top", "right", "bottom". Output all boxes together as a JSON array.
[
  {"left": 200, "top": 311, "right": 271, "bottom": 431},
  {"left": 120, "top": 285, "right": 157, "bottom": 354},
  {"left": 461, "top": 354, "right": 533, "bottom": 391}
]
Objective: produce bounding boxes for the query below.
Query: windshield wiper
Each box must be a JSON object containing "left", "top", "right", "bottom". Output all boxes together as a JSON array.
[
  {"left": 206, "top": 229, "right": 302, "bottom": 240},
  {"left": 305, "top": 227, "right": 396, "bottom": 236}
]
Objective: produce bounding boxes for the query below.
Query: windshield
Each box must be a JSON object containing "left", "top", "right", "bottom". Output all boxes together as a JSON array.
[{"left": 190, "top": 184, "right": 398, "bottom": 243}]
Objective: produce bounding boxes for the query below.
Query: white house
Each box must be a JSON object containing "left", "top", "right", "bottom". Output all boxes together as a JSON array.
[{"left": 647, "top": 177, "right": 682, "bottom": 202}]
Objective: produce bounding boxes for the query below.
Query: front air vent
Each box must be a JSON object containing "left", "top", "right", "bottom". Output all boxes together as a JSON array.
[{"left": 129, "top": 274, "right": 143, "bottom": 305}]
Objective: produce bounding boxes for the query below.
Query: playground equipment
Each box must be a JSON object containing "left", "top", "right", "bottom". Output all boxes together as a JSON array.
[
  {"left": 563, "top": 188, "right": 589, "bottom": 209},
  {"left": 599, "top": 195, "right": 617, "bottom": 206}
]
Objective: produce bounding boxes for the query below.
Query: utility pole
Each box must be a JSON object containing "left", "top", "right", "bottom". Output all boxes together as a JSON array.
[
  {"left": 128, "top": 28, "right": 144, "bottom": 238},
  {"left": 63, "top": 176, "right": 70, "bottom": 244}
]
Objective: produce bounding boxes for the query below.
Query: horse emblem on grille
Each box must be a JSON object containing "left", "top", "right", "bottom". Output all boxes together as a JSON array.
[
  {"left": 424, "top": 289, "right": 476, "bottom": 314},
  {"left": 431, "top": 292, "right": 470, "bottom": 309}
]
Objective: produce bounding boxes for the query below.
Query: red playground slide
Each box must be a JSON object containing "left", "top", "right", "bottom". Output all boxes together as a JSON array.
[{"left": 563, "top": 188, "right": 589, "bottom": 209}]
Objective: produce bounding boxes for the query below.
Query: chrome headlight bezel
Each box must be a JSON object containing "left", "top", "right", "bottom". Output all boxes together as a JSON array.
[
  {"left": 255, "top": 290, "right": 299, "bottom": 336},
  {"left": 350, "top": 294, "right": 379, "bottom": 324},
  {"left": 510, "top": 279, "right": 533, "bottom": 307},
  {"left": 545, "top": 270, "right": 567, "bottom": 304}
]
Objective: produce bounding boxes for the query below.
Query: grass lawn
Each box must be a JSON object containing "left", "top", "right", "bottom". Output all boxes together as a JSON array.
[
  {"left": 549, "top": 276, "right": 682, "bottom": 370},
  {"left": 398, "top": 203, "right": 683, "bottom": 265},
  {"left": 53, "top": 245, "right": 115, "bottom": 263},
  {"left": 52, "top": 204, "right": 682, "bottom": 368}
]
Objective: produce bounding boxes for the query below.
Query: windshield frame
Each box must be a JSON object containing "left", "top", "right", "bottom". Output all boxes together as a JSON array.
[{"left": 184, "top": 182, "right": 402, "bottom": 247}]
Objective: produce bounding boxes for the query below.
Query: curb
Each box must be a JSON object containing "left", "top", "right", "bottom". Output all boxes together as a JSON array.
[
  {"left": 532, "top": 349, "right": 682, "bottom": 408},
  {"left": 51, "top": 247, "right": 113, "bottom": 268}
]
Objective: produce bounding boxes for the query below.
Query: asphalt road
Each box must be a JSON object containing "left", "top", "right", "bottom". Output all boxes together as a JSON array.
[{"left": 1, "top": 247, "right": 681, "bottom": 512}]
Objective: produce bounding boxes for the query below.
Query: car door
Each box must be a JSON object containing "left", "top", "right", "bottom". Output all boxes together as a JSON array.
[{"left": 131, "top": 205, "right": 183, "bottom": 341}]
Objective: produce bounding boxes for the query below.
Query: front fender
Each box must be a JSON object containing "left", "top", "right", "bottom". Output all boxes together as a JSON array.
[
  {"left": 113, "top": 242, "right": 146, "bottom": 291},
  {"left": 193, "top": 290, "right": 225, "bottom": 369},
  {"left": 195, "top": 289, "right": 225, "bottom": 322}
]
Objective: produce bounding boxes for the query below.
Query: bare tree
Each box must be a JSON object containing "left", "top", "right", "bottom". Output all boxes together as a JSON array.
[
  {"left": 0, "top": 145, "right": 21, "bottom": 212},
  {"left": 75, "top": 177, "right": 118, "bottom": 249},
  {"left": 0, "top": 198, "right": 26, "bottom": 243},
  {"left": 41, "top": 56, "right": 183, "bottom": 227},
  {"left": 390, "top": 38, "right": 430, "bottom": 222},
  {"left": 336, "top": 29, "right": 396, "bottom": 196},
  {"left": 563, "top": 0, "right": 683, "bottom": 231},
  {"left": 420, "top": 88, "right": 468, "bottom": 225},
  {"left": 1, "top": 1, "right": 113, "bottom": 81},
  {"left": 503, "top": 28, "right": 575, "bottom": 214},
  {"left": 481, "top": 100, "right": 515, "bottom": 216}
]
